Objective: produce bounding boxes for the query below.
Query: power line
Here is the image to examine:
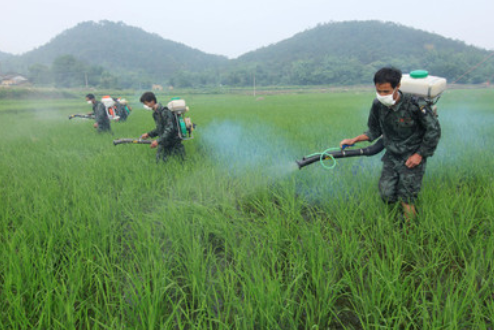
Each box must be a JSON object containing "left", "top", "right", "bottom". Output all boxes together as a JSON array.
[
  {"left": 487, "top": 71, "right": 494, "bottom": 85},
  {"left": 451, "top": 52, "right": 494, "bottom": 84}
]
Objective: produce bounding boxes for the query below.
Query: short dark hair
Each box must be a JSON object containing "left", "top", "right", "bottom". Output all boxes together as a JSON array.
[
  {"left": 86, "top": 93, "right": 95, "bottom": 100},
  {"left": 373, "top": 67, "right": 402, "bottom": 89},
  {"left": 140, "top": 92, "right": 157, "bottom": 103}
]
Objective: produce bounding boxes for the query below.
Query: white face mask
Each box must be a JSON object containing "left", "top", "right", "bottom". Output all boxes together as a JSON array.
[
  {"left": 143, "top": 105, "right": 152, "bottom": 110},
  {"left": 87, "top": 100, "right": 93, "bottom": 105},
  {"left": 376, "top": 89, "right": 397, "bottom": 107}
]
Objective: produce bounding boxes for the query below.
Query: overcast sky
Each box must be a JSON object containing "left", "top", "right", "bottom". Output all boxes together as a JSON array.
[{"left": 2, "top": 0, "right": 493, "bottom": 58}]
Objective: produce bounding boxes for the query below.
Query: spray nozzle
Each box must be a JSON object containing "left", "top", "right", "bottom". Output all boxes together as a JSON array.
[{"left": 296, "top": 139, "right": 384, "bottom": 170}]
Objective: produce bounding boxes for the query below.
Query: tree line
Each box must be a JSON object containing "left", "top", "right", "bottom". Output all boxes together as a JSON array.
[
  {"left": 27, "top": 52, "right": 493, "bottom": 89},
  {"left": 10, "top": 20, "right": 493, "bottom": 89},
  {"left": 27, "top": 55, "right": 119, "bottom": 89}
]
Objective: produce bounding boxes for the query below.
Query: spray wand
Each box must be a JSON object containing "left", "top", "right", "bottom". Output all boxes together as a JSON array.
[
  {"left": 296, "top": 138, "right": 384, "bottom": 170},
  {"left": 113, "top": 138, "right": 153, "bottom": 146},
  {"left": 300, "top": 145, "right": 351, "bottom": 170},
  {"left": 68, "top": 114, "right": 95, "bottom": 120}
]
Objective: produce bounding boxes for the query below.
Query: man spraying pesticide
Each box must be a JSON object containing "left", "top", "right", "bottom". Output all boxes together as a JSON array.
[
  {"left": 297, "top": 67, "right": 444, "bottom": 221},
  {"left": 85, "top": 94, "right": 112, "bottom": 133},
  {"left": 68, "top": 94, "right": 99, "bottom": 120},
  {"left": 113, "top": 92, "right": 194, "bottom": 163},
  {"left": 70, "top": 95, "right": 120, "bottom": 123}
]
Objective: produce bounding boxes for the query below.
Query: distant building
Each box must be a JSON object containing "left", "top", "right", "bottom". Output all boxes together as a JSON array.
[{"left": 0, "top": 74, "right": 29, "bottom": 86}]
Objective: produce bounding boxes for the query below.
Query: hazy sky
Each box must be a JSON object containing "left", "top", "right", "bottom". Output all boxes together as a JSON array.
[{"left": 2, "top": 0, "right": 493, "bottom": 58}]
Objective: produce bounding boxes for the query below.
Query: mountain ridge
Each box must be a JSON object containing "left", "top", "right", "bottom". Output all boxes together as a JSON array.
[{"left": 2, "top": 20, "right": 491, "bottom": 86}]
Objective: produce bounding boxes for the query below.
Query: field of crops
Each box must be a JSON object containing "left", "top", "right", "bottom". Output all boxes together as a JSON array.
[{"left": 1, "top": 89, "right": 493, "bottom": 329}]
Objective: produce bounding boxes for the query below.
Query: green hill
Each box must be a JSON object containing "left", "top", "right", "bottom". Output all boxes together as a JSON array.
[
  {"left": 228, "top": 21, "right": 493, "bottom": 85},
  {"left": 239, "top": 21, "right": 480, "bottom": 63},
  {"left": 2, "top": 20, "right": 492, "bottom": 88},
  {"left": 0, "top": 50, "right": 13, "bottom": 63},
  {"left": 3, "top": 21, "right": 228, "bottom": 85}
]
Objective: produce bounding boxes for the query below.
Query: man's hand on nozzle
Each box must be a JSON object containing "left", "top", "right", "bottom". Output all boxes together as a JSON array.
[
  {"left": 150, "top": 140, "right": 158, "bottom": 149},
  {"left": 340, "top": 138, "right": 357, "bottom": 149},
  {"left": 141, "top": 133, "right": 150, "bottom": 139}
]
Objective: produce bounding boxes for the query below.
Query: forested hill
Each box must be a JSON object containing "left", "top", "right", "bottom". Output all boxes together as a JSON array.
[
  {"left": 239, "top": 20, "right": 480, "bottom": 63},
  {"left": 4, "top": 21, "right": 228, "bottom": 83},
  {"left": 0, "top": 50, "right": 13, "bottom": 61},
  {"left": 2, "top": 20, "right": 492, "bottom": 88},
  {"left": 229, "top": 21, "right": 493, "bottom": 85}
]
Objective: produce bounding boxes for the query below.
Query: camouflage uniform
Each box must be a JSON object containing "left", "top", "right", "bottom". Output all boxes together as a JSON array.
[
  {"left": 114, "top": 102, "right": 128, "bottom": 122},
  {"left": 364, "top": 92, "right": 441, "bottom": 204},
  {"left": 93, "top": 101, "right": 111, "bottom": 133},
  {"left": 147, "top": 103, "right": 185, "bottom": 163}
]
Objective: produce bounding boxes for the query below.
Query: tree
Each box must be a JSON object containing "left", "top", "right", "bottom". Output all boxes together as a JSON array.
[
  {"left": 51, "top": 55, "right": 85, "bottom": 87},
  {"left": 98, "top": 71, "right": 119, "bottom": 89},
  {"left": 28, "top": 63, "right": 52, "bottom": 85}
]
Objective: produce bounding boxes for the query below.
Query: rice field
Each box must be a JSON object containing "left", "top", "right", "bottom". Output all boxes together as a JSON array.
[{"left": 1, "top": 89, "right": 493, "bottom": 329}]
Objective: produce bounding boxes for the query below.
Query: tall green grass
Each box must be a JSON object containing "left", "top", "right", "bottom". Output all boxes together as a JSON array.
[{"left": 1, "top": 89, "right": 493, "bottom": 329}]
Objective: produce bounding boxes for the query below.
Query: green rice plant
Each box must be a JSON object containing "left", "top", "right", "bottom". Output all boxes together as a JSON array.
[{"left": 1, "top": 89, "right": 493, "bottom": 329}]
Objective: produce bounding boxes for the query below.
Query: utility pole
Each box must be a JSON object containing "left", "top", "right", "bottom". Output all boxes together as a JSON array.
[
  {"left": 253, "top": 71, "right": 256, "bottom": 97},
  {"left": 85, "top": 72, "right": 88, "bottom": 88}
]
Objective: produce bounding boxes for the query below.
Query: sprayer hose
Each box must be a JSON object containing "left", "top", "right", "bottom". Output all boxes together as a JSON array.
[
  {"left": 297, "top": 138, "right": 385, "bottom": 170},
  {"left": 305, "top": 147, "right": 341, "bottom": 169}
]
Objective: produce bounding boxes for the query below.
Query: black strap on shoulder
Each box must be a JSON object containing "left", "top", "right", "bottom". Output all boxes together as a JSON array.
[{"left": 408, "top": 94, "right": 436, "bottom": 118}]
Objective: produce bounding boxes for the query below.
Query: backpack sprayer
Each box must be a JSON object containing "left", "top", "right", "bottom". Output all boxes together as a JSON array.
[
  {"left": 167, "top": 97, "right": 195, "bottom": 140},
  {"left": 113, "top": 97, "right": 195, "bottom": 146},
  {"left": 296, "top": 70, "right": 447, "bottom": 170},
  {"left": 102, "top": 95, "right": 121, "bottom": 121}
]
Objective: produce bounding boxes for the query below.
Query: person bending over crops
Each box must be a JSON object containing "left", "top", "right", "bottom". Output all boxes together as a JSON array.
[
  {"left": 339, "top": 67, "right": 441, "bottom": 220},
  {"left": 108, "top": 97, "right": 127, "bottom": 122},
  {"left": 86, "top": 94, "right": 111, "bottom": 133},
  {"left": 139, "top": 92, "right": 185, "bottom": 163},
  {"left": 114, "top": 98, "right": 131, "bottom": 122}
]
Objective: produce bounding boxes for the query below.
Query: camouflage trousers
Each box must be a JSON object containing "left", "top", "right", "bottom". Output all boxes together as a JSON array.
[
  {"left": 97, "top": 125, "right": 112, "bottom": 134},
  {"left": 156, "top": 142, "right": 185, "bottom": 163},
  {"left": 97, "top": 120, "right": 112, "bottom": 133},
  {"left": 378, "top": 154, "right": 427, "bottom": 205}
]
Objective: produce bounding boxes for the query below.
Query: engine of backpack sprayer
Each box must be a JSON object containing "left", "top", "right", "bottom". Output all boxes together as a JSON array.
[
  {"left": 296, "top": 70, "right": 447, "bottom": 169},
  {"left": 101, "top": 95, "right": 120, "bottom": 121},
  {"left": 167, "top": 97, "right": 195, "bottom": 140}
]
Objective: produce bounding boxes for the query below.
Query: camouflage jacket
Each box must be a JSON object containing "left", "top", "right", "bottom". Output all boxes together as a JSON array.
[
  {"left": 364, "top": 92, "right": 441, "bottom": 159},
  {"left": 147, "top": 103, "right": 180, "bottom": 146},
  {"left": 115, "top": 102, "right": 128, "bottom": 121},
  {"left": 93, "top": 101, "right": 111, "bottom": 132}
]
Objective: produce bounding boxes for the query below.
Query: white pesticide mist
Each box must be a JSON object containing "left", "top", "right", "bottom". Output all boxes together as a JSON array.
[
  {"left": 34, "top": 107, "right": 67, "bottom": 123},
  {"left": 199, "top": 120, "right": 300, "bottom": 182},
  {"left": 198, "top": 119, "right": 383, "bottom": 204},
  {"left": 426, "top": 102, "right": 494, "bottom": 178},
  {"left": 1, "top": 101, "right": 71, "bottom": 143}
]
